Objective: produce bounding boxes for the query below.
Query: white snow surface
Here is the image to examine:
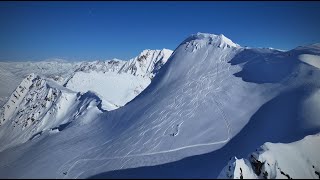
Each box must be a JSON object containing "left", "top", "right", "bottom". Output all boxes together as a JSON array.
[
  {"left": 0, "top": 60, "right": 81, "bottom": 106},
  {"left": 0, "top": 33, "right": 319, "bottom": 178},
  {"left": 0, "top": 74, "right": 104, "bottom": 152},
  {"left": 65, "top": 71, "right": 150, "bottom": 110},
  {"left": 218, "top": 133, "right": 320, "bottom": 179},
  {"left": 65, "top": 49, "right": 173, "bottom": 109},
  {"left": 299, "top": 54, "right": 320, "bottom": 69},
  {"left": 118, "top": 49, "right": 173, "bottom": 78},
  {"left": 0, "top": 49, "right": 172, "bottom": 109}
]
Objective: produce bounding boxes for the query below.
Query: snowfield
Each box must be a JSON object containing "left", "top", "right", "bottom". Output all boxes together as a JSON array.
[
  {"left": 0, "top": 33, "right": 319, "bottom": 178},
  {"left": 66, "top": 71, "right": 150, "bottom": 110},
  {"left": 65, "top": 49, "right": 173, "bottom": 109}
]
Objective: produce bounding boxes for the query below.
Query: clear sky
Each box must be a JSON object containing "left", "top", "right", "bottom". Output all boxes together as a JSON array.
[{"left": 1, "top": 1, "right": 320, "bottom": 61}]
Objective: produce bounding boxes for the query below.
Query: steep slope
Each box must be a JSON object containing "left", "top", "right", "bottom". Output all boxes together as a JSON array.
[
  {"left": 0, "top": 33, "right": 319, "bottom": 179},
  {"left": 218, "top": 134, "right": 320, "bottom": 179},
  {"left": 118, "top": 49, "right": 173, "bottom": 79},
  {"left": 0, "top": 73, "right": 104, "bottom": 152},
  {"left": 65, "top": 49, "right": 173, "bottom": 109},
  {"left": 0, "top": 60, "right": 80, "bottom": 106}
]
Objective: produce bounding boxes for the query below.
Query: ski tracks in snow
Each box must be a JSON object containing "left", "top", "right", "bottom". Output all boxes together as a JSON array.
[{"left": 57, "top": 48, "right": 236, "bottom": 179}]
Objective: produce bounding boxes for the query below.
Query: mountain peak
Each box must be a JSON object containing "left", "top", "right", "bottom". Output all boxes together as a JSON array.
[
  {"left": 182, "top": 32, "right": 240, "bottom": 51},
  {"left": 196, "top": 32, "right": 240, "bottom": 48}
]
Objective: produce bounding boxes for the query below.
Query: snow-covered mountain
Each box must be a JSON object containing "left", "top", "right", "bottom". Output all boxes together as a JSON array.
[
  {"left": 0, "top": 60, "right": 81, "bottom": 106},
  {"left": 0, "top": 49, "right": 173, "bottom": 109},
  {"left": 65, "top": 49, "right": 173, "bottom": 109},
  {"left": 0, "top": 33, "right": 319, "bottom": 178},
  {"left": 219, "top": 134, "right": 320, "bottom": 179},
  {"left": 72, "top": 59, "right": 125, "bottom": 73},
  {"left": 118, "top": 49, "right": 173, "bottom": 78},
  {"left": 0, "top": 73, "right": 104, "bottom": 152}
]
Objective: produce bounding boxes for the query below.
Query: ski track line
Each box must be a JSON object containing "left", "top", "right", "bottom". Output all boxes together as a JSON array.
[
  {"left": 59, "top": 49, "right": 235, "bottom": 178},
  {"left": 62, "top": 97, "right": 231, "bottom": 178},
  {"left": 63, "top": 137, "right": 231, "bottom": 179},
  {"left": 64, "top": 48, "right": 232, "bottom": 178}
]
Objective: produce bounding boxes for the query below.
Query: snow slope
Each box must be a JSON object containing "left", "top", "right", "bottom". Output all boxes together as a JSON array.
[
  {"left": 0, "top": 73, "right": 104, "bottom": 152},
  {"left": 0, "top": 60, "right": 80, "bottom": 106},
  {"left": 65, "top": 71, "right": 150, "bottom": 110},
  {"left": 118, "top": 49, "right": 173, "bottom": 79},
  {"left": 299, "top": 54, "right": 320, "bottom": 69},
  {"left": 0, "top": 49, "right": 172, "bottom": 109},
  {"left": 218, "top": 134, "right": 320, "bottom": 179},
  {"left": 65, "top": 49, "right": 173, "bottom": 109},
  {"left": 0, "top": 33, "right": 319, "bottom": 178}
]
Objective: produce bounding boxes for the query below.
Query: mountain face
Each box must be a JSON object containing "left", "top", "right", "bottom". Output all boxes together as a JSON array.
[
  {"left": 0, "top": 33, "right": 319, "bottom": 179},
  {"left": 0, "top": 49, "right": 174, "bottom": 151},
  {"left": 218, "top": 134, "right": 320, "bottom": 179},
  {"left": 64, "top": 49, "right": 173, "bottom": 109},
  {"left": 67, "top": 49, "right": 173, "bottom": 78},
  {"left": 118, "top": 49, "right": 173, "bottom": 78},
  {"left": 0, "top": 49, "right": 173, "bottom": 110},
  {"left": 0, "top": 60, "right": 80, "bottom": 106},
  {"left": 72, "top": 59, "right": 126, "bottom": 73},
  {"left": 0, "top": 73, "right": 104, "bottom": 152}
]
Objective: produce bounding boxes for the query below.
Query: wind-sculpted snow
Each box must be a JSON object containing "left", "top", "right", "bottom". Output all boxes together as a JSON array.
[{"left": 0, "top": 33, "right": 320, "bottom": 178}]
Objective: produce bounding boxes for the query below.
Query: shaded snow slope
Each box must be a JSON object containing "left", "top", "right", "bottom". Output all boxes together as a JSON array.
[
  {"left": 218, "top": 134, "right": 320, "bottom": 179},
  {"left": 65, "top": 49, "right": 173, "bottom": 109},
  {"left": 0, "top": 33, "right": 319, "bottom": 179}
]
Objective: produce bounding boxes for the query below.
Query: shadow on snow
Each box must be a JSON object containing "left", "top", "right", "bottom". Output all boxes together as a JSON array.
[{"left": 88, "top": 85, "right": 320, "bottom": 178}]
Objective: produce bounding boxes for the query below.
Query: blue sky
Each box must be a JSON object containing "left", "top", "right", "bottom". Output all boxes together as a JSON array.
[{"left": 0, "top": 1, "right": 320, "bottom": 61}]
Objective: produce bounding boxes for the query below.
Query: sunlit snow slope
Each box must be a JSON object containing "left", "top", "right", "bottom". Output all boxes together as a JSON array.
[
  {"left": 0, "top": 73, "right": 105, "bottom": 152},
  {"left": 65, "top": 49, "right": 173, "bottom": 109},
  {"left": 0, "top": 33, "right": 320, "bottom": 178},
  {"left": 0, "top": 60, "right": 80, "bottom": 106}
]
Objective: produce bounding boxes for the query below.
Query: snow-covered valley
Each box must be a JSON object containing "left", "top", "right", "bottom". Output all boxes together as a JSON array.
[
  {"left": 65, "top": 49, "right": 173, "bottom": 109},
  {"left": 0, "top": 33, "right": 319, "bottom": 179}
]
